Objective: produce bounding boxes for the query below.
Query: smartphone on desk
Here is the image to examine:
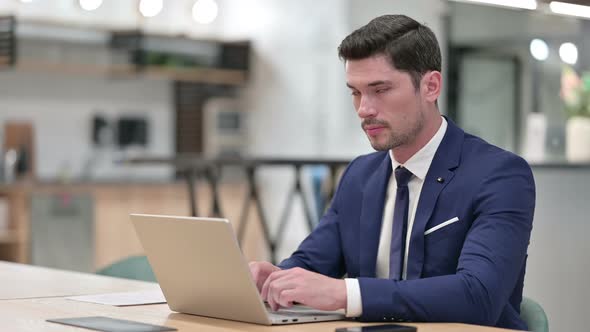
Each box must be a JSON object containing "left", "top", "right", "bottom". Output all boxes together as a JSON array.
[{"left": 335, "top": 324, "right": 417, "bottom": 332}]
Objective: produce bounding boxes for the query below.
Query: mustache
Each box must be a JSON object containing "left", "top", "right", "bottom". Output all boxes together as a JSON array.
[{"left": 361, "top": 119, "right": 390, "bottom": 130}]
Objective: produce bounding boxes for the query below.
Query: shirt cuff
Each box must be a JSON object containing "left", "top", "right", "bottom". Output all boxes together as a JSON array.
[{"left": 344, "top": 278, "right": 363, "bottom": 317}]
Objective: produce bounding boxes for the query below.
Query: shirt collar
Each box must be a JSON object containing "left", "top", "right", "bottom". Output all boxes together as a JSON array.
[{"left": 389, "top": 116, "right": 448, "bottom": 181}]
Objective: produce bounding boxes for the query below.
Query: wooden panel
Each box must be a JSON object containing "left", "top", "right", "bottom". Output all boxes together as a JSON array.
[
  {"left": 174, "top": 82, "right": 235, "bottom": 154},
  {"left": 93, "top": 184, "right": 190, "bottom": 270},
  {"left": 0, "top": 182, "right": 269, "bottom": 270},
  {"left": 2, "top": 122, "right": 35, "bottom": 180},
  {"left": 92, "top": 182, "right": 265, "bottom": 270},
  {"left": 0, "top": 185, "right": 30, "bottom": 263}
]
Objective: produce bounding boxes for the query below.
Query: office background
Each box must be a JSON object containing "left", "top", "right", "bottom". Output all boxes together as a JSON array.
[{"left": 0, "top": 0, "right": 587, "bottom": 331}]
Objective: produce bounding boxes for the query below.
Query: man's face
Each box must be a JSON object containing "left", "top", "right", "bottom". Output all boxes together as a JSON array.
[{"left": 345, "top": 55, "right": 426, "bottom": 151}]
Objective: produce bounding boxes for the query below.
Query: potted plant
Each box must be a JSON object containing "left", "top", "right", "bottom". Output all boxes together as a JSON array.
[{"left": 561, "top": 65, "right": 590, "bottom": 162}]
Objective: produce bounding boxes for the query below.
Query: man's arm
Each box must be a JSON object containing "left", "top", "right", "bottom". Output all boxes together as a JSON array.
[
  {"left": 357, "top": 156, "right": 535, "bottom": 325},
  {"left": 278, "top": 157, "right": 360, "bottom": 277},
  {"left": 249, "top": 158, "right": 360, "bottom": 311}
]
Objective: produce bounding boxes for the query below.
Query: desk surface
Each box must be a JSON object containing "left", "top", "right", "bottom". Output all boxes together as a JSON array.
[
  {"left": 0, "top": 261, "right": 159, "bottom": 300},
  {"left": 0, "top": 261, "right": 517, "bottom": 332}
]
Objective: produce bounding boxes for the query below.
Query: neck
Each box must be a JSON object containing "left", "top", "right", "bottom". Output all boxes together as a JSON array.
[{"left": 391, "top": 112, "right": 442, "bottom": 165}]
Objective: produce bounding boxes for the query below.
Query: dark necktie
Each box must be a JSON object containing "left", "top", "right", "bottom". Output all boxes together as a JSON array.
[{"left": 389, "top": 166, "right": 413, "bottom": 280}]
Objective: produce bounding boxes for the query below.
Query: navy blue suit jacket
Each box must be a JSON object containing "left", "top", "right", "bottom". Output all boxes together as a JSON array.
[{"left": 279, "top": 119, "right": 535, "bottom": 330}]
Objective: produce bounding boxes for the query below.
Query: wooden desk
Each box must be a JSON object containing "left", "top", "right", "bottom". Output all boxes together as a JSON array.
[
  {"left": 0, "top": 261, "right": 159, "bottom": 300},
  {"left": 0, "top": 261, "right": 517, "bottom": 332}
]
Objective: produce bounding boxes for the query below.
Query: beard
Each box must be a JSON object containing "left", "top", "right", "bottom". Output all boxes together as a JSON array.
[{"left": 362, "top": 110, "right": 425, "bottom": 151}]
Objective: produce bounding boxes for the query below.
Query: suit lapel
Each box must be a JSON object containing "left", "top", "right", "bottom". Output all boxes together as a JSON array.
[
  {"left": 359, "top": 153, "right": 392, "bottom": 277},
  {"left": 405, "top": 118, "right": 464, "bottom": 280}
]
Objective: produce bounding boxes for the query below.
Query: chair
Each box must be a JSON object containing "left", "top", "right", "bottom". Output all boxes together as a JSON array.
[
  {"left": 96, "top": 255, "right": 157, "bottom": 282},
  {"left": 520, "top": 297, "right": 549, "bottom": 332}
]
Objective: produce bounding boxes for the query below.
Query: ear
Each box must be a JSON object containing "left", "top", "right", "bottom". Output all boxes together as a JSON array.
[{"left": 420, "top": 71, "right": 442, "bottom": 103}]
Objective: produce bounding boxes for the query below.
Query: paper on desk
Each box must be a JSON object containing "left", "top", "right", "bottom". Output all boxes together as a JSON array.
[{"left": 66, "top": 289, "right": 166, "bottom": 306}]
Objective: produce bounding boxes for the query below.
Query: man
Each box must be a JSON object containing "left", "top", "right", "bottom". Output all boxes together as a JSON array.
[{"left": 249, "top": 14, "right": 535, "bottom": 330}]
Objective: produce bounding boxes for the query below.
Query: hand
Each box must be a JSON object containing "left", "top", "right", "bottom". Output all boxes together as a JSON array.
[
  {"left": 249, "top": 261, "right": 281, "bottom": 292},
  {"left": 261, "top": 267, "right": 346, "bottom": 312}
]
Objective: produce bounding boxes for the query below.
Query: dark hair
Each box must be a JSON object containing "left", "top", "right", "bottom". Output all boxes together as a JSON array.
[{"left": 338, "top": 14, "right": 441, "bottom": 89}]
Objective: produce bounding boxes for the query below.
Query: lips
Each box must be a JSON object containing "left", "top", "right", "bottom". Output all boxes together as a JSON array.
[{"left": 365, "top": 126, "right": 386, "bottom": 137}]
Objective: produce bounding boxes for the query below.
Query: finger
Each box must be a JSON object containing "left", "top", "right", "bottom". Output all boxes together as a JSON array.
[
  {"left": 255, "top": 276, "right": 267, "bottom": 293},
  {"left": 277, "top": 289, "right": 297, "bottom": 308},
  {"left": 269, "top": 277, "right": 299, "bottom": 311},
  {"left": 250, "top": 265, "right": 265, "bottom": 292},
  {"left": 261, "top": 273, "right": 272, "bottom": 300},
  {"left": 256, "top": 277, "right": 265, "bottom": 292},
  {"left": 265, "top": 267, "right": 293, "bottom": 280},
  {"left": 261, "top": 268, "right": 288, "bottom": 298},
  {"left": 270, "top": 280, "right": 283, "bottom": 311},
  {"left": 261, "top": 269, "right": 287, "bottom": 299},
  {"left": 267, "top": 280, "right": 279, "bottom": 311}
]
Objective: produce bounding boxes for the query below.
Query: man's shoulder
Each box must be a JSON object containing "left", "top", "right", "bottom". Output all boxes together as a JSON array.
[
  {"left": 334, "top": 151, "right": 389, "bottom": 190},
  {"left": 327, "top": 151, "right": 389, "bottom": 204},
  {"left": 347, "top": 150, "right": 389, "bottom": 173}
]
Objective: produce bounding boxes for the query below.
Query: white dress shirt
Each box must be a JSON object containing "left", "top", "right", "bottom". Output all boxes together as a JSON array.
[{"left": 344, "top": 117, "right": 448, "bottom": 317}]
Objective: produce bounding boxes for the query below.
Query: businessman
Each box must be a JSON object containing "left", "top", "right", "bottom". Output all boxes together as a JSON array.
[{"left": 249, "top": 14, "right": 535, "bottom": 330}]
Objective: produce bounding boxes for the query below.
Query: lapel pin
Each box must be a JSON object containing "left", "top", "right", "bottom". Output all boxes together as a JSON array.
[{"left": 436, "top": 177, "right": 445, "bottom": 183}]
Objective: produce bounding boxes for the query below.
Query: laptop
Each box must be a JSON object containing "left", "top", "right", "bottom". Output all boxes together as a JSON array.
[{"left": 130, "top": 213, "right": 346, "bottom": 325}]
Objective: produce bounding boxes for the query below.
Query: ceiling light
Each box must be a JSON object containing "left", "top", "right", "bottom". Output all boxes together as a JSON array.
[
  {"left": 550, "top": 1, "right": 590, "bottom": 19},
  {"left": 450, "top": 0, "right": 537, "bottom": 10},
  {"left": 559, "top": 42, "right": 578, "bottom": 65},
  {"left": 192, "top": 0, "right": 219, "bottom": 24},
  {"left": 79, "top": 0, "right": 103, "bottom": 11},
  {"left": 530, "top": 39, "right": 549, "bottom": 61},
  {"left": 139, "top": 0, "right": 163, "bottom": 18}
]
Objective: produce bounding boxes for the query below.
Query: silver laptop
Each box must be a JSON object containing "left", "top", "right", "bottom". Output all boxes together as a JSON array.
[{"left": 130, "top": 213, "right": 346, "bottom": 325}]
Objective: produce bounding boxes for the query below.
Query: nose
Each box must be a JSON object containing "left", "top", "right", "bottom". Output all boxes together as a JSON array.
[{"left": 356, "top": 96, "right": 377, "bottom": 119}]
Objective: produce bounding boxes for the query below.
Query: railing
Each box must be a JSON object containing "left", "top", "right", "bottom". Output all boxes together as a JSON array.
[{"left": 123, "top": 156, "right": 351, "bottom": 263}]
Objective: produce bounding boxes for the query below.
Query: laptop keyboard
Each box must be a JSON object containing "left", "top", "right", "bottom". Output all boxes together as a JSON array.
[{"left": 265, "top": 304, "right": 341, "bottom": 318}]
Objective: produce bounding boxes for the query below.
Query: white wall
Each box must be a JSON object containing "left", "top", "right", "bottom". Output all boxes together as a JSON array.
[
  {"left": 0, "top": 71, "right": 174, "bottom": 181},
  {"left": 219, "top": 0, "right": 362, "bottom": 158}
]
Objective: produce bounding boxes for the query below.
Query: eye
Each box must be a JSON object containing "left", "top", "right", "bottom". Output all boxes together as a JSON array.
[
  {"left": 351, "top": 90, "right": 360, "bottom": 96},
  {"left": 376, "top": 87, "right": 390, "bottom": 94}
]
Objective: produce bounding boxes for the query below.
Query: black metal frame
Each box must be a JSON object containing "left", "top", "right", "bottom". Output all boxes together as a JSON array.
[
  {"left": 124, "top": 156, "right": 350, "bottom": 263},
  {"left": 0, "top": 16, "right": 16, "bottom": 70}
]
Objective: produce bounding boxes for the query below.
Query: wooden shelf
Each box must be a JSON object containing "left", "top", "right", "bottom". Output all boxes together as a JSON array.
[
  {"left": 143, "top": 66, "right": 247, "bottom": 85},
  {"left": 0, "top": 16, "right": 250, "bottom": 85},
  {"left": 15, "top": 60, "right": 135, "bottom": 77},
  {"left": 13, "top": 60, "right": 247, "bottom": 85},
  {"left": 0, "top": 230, "right": 19, "bottom": 244}
]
